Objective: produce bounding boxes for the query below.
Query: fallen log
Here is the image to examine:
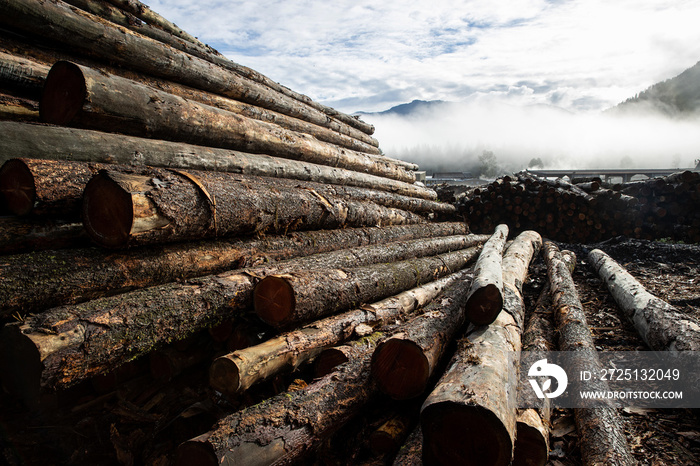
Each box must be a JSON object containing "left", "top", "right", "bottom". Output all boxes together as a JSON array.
[
  {"left": 176, "top": 344, "right": 378, "bottom": 466},
  {"left": 543, "top": 241, "right": 635, "bottom": 466},
  {"left": 0, "top": 216, "right": 86, "bottom": 255},
  {"left": 0, "top": 237, "right": 477, "bottom": 397},
  {"left": 254, "top": 248, "right": 479, "bottom": 328},
  {"left": 82, "top": 169, "right": 425, "bottom": 248},
  {"left": 465, "top": 223, "right": 508, "bottom": 325},
  {"left": 588, "top": 248, "right": 700, "bottom": 351},
  {"left": 209, "top": 267, "right": 479, "bottom": 395},
  {"left": 0, "top": 122, "right": 435, "bottom": 200},
  {"left": 0, "top": 223, "right": 468, "bottom": 316},
  {"left": 40, "top": 63, "right": 411, "bottom": 181},
  {"left": 419, "top": 231, "right": 541, "bottom": 466},
  {"left": 369, "top": 270, "right": 475, "bottom": 400},
  {"left": 0, "top": 0, "right": 377, "bottom": 138},
  {"left": 0, "top": 50, "right": 49, "bottom": 97}
]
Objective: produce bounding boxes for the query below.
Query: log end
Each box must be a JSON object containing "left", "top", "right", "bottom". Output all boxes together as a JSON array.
[
  {"left": 82, "top": 172, "right": 133, "bottom": 248},
  {"left": 466, "top": 284, "right": 504, "bottom": 325},
  {"left": 175, "top": 438, "right": 217, "bottom": 466},
  {"left": 0, "top": 325, "right": 42, "bottom": 409},
  {"left": 0, "top": 158, "right": 35, "bottom": 216},
  {"left": 513, "top": 422, "right": 548, "bottom": 466},
  {"left": 254, "top": 276, "right": 295, "bottom": 327},
  {"left": 421, "top": 403, "right": 513, "bottom": 466},
  {"left": 314, "top": 348, "right": 350, "bottom": 378},
  {"left": 208, "top": 356, "right": 240, "bottom": 395},
  {"left": 371, "top": 338, "right": 430, "bottom": 400},
  {"left": 40, "top": 61, "right": 86, "bottom": 125}
]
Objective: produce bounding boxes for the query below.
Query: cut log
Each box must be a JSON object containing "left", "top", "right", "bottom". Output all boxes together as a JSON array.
[
  {"left": 465, "top": 223, "right": 508, "bottom": 325},
  {"left": 0, "top": 0, "right": 378, "bottom": 138},
  {"left": 392, "top": 424, "right": 423, "bottom": 466},
  {"left": 82, "top": 169, "right": 425, "bottom": 248},
  {"left": 369, "top": 270, "right": 475, "bottom": 400},
  {"left": 419, "top": 230, "right": 541, "bottom": 466},
  {"left": 0, "top": 121, "right": 435, "bottom": 200},
  {"left": 0, "top": 158, "right": 108, "bottom": 217},
  {"left": 0, "top": 50, "right": 49, "bottom": 97},
  {"left": 0, "top": 223, "right": 468, "bottom": 316},
  {"left": 254, "top": 248, "right": 479, "bottom": 328},
  {"left": 40, "top": 63, "right": 412, "bottom": 181},
  {"left": 0, "top": 237, "right": 477, "bottom": 397},
  {"left": 0, "top": 216, "right": 86, "bottom": 255},
  {"left": 210, "top": 267, "right": 479, "bottom": 395},
  {"left": 369, "top": 413, "right": 412, "bottom": 455},
  {"left": 0, "top": 91, "right": 39, "bottom": 121},
  {"left": 176, "top": 344, "right": 378, "bottom": 466},
  {"left": 543, "top": 241, "right": 635, "bottom": 466},
  {"left": 588, "top": 248, "right": 700, "bottom": 351}
]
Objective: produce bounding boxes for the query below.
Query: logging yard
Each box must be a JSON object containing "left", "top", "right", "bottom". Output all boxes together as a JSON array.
[{"left": 0, "top": 1, "right": 699, "bottom": 465}]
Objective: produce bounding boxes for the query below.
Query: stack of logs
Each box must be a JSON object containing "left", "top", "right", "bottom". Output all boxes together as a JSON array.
[{"left": 457, "top": 170, "right": 700, "bottom": 243}]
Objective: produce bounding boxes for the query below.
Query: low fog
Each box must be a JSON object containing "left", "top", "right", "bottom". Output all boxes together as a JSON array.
[{"left": 361, "top": 99, "right": 700, "bottom": 176}]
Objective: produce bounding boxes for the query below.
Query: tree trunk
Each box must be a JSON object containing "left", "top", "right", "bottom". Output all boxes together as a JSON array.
[
  {"left": 392, "top": 424, "right": 423, "bottom": 466},
  {"left": 543, "top": 241, "right": 635, "bottom": 466},
  {"left": 0, "top": 91, "right": 39, "bottom": 121},
  {"left": 0, "top": 121, "right": 435, "bottom": 200},
  {"left": 0, "top": 0, "right": 377, "bottom": 138},
  {"left": 175, "top": 344, "right": 378, "bottom": 466},
  {"left": 0, "top": 216, "right": 86, "bottom": 255},
  {"left": 369, "top": 272, "right": 475, "bottom": 401},
  {"left": 0, "top": 50, "right": 49, "bottom": 97},
  {"left": 82, "top": 169, "right": 426, "bottom": 248},
  {"left": 465, "top": 223, "right": 509, "bottom": 325},
  {"left": 419, "top": 231, "right": 541, "bottom": 466},
  {"left": 40, "top": 62, "right": 413, "bottom": 182},
  {"left": 210, "top": 267, "right": 479, "bottom": 395},
  {"left": 0, "top": 236, "right": 476, "bottom": 398},
  {"left": 0, "top": 158, "right": 109, "bottom": 217},
  {"left": 588, "top": 248, "right": 700, "bottom": 351},
  {"left": 255, "top": 248, "right": 477, "bottom": 328},
  {"left": 1, "top": 223, "right": 468, "bottom": 316}
]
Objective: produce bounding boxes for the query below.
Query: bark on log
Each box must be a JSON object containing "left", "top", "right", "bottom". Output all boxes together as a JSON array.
[
  {"left": 369, "top": 413, "right": 412, "bottom": 456},
  {"left": 0, "top": 223, "right": 468, "bottom": 316},
  {"left": 82, "top": 169, "right": 425, "bottom": 248},
  {"left": 0, "top": 50, "right": 49, "bottom": 97},
  {"left": 0, "top": 91, "right": 39, "bottom": 121},
  {"left": 0, "top": 121, "right": 434, "bottom": 200},
  {"left": 0, "top": 158, "right": 108, "bottom": 217},
  {"left": 588, "top": 248, "right": 700, "bottom": 351},
  {"left": 0, "top": 216, "right": 86, "bottom": 255},
  {"left": 176, "top": 344, "right": 378, "bottom": 466},
  {"left": 40, "top": 62, "right": 413, "bottom": 182},
  {"left": 543, "top": 241, "right": 635, "bottom": 466},
  {"left": 370, "top": 271, "right": 475, "bottom": 400},
  {"left": 0, "top": 237, "right": 477, "bottom": 396},
  {"left": 392, "top": 424, "right": 423, "bottom": 466},
  {"left": 465, "top": 223, "right": 509, "bottom": 325},
  {"left": 0, "top": 0, "right": 377, "bottom": 138},
  {"left": 210, "top": 267, "right": 479, "bottom": 395},
  {"left": 254, "top": 248, "right": 479, "bottom": 328},
  {"left": 419, "top": 231, "right": 541, "bottom": 466}
]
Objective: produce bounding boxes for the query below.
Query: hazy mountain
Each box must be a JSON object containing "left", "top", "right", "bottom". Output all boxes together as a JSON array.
[
  {"left": 609, "top": 60, "right": 700, "bottom": 117},
  {"left": 355, "top": 99, "right": 449, "bottom": 117}
]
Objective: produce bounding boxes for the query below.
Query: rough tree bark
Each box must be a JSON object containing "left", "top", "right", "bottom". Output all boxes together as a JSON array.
[
  {"left": 392, "top": 424, "right": 423, "bottom": 466},
  {"left": 0, "top": 50, "right": 49, "bottom": 97},
  {"left": 588, "top": 248, "right": 700, "bottom": 351},
  {"left": 175, "top": 345, "right": 378, "bottom": 466},
  {"left": 40, "top": 63, "right": 413, "bottom": 181},
  {"left": 209, "top": 267, "right": 480, "bottom": 395},
  {"left": 82, "top": 169, "right": 425, "bottom": 248},
  {"left": 543, "top": 241, "right": 635, "bottom": 466},
  {"left": 254, "top": 248, "right": 479, "bottom": 328},
  {"left": 0, "top": 121, "right": 435, "bottom": 200},
  {"left": 465, "top": 223, "right": 509, "bottom": 325},
  {"left": 0, "top": 238, "right": 476, "bottom": 399},
  {"left": 0, "top": 216, "right": 86, "bottom": 255},
  {"left": 0, "top": 223, "right": 469, "bottom": 316},
  {"left": 419, "top": 231, "right": 541, "bottom": 466}
]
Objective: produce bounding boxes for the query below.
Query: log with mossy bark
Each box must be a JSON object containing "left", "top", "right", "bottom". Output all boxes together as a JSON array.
[
  {"left": 176, "top": 342, "right": 377, "bottom": 466},
  {"left": 1, "top": 223, "right": 469, "bottom": 316},
  {"left": 209, "top": 266, "right": 480, "bottom": 395},
  {"left": 588, "top": 248, "right": 700, "bottom": 351},
  {"left": 0, "top": 122, "right": 435, "bottom": 200},
  {"left": 418, "top": 231, "right": 541, "bottom": 466},
  {"left": 0, "top": 238, "right": 478, "bottom": 400},
  {"left": 0, "top": 0, "right": 376, "bottom": 137},
  {"left": 82, "top": 169, "right": 426, "bottom": 248},
  {"left": 543, "top": 241, "right": 635, "bottom": 466},
  {"left": 40, "top": 62, "right": 413, "bottom": 181},
  {"left": 464, "top": 223, "right": 508, "bottom": 325},
  {"left": 254, "top": 248, "right": 479, "bottom": 328}
]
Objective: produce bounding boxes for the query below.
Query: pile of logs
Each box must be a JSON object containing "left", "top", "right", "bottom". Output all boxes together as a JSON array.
[{"left": 458, "top": 170, "right": 700, "bottom": 243}]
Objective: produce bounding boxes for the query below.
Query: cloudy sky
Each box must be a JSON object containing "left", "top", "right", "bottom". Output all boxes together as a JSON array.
[{"left": 141, "top": 0, "right": 700, "bottom": 170}]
